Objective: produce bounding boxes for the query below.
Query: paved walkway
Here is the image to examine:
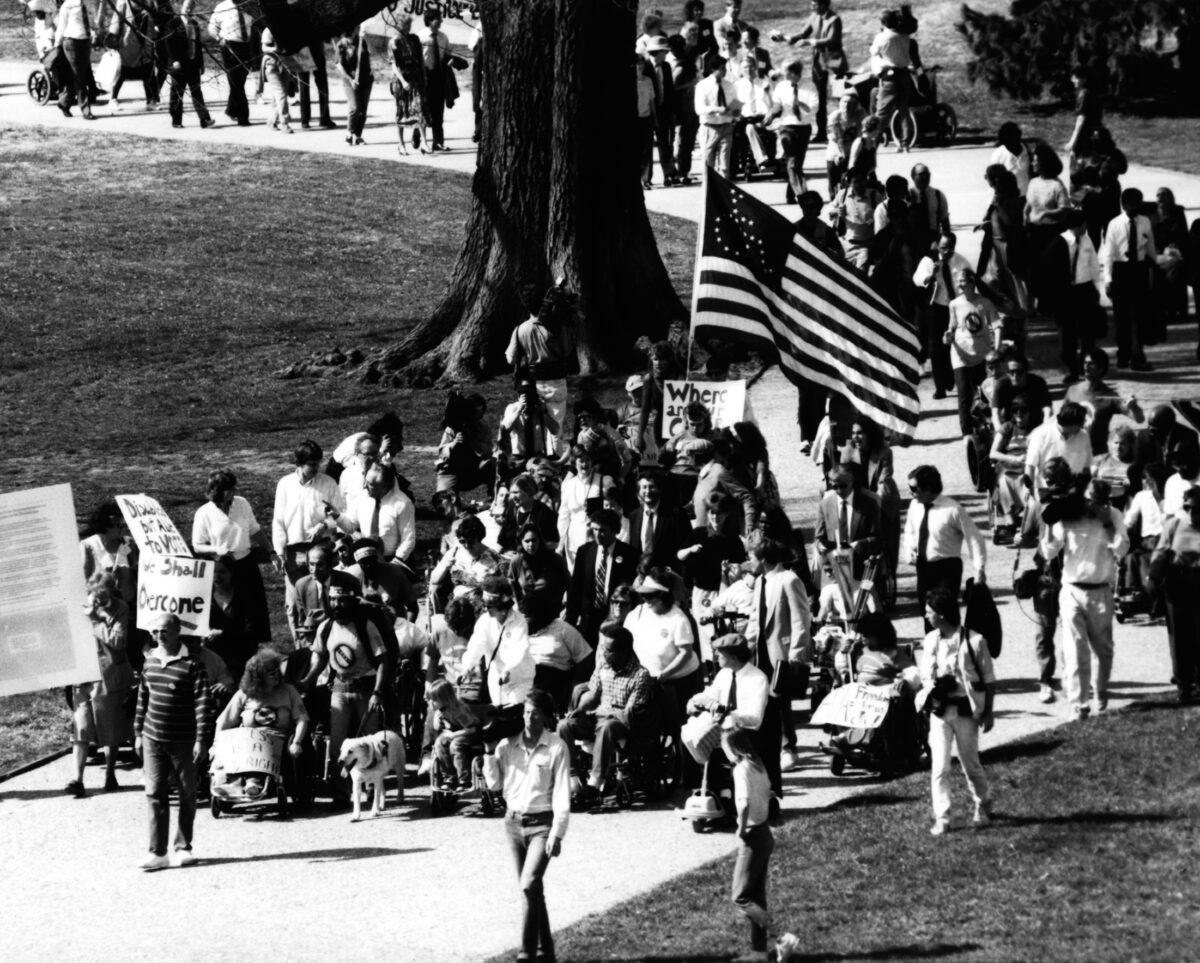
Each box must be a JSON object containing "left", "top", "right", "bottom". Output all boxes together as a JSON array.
[{"left": 2, "top": 57, "right": 1199, "bottom": 963}]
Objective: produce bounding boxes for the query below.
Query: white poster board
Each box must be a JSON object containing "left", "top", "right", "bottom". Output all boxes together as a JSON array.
[
  {"left": 810, "top": 682, "right": 892, "bottom": 730},
  {"left": 662, "top": 380, "right": 747, "bottom": 439},
  {"left": 0, "top": 484, "right": 101, "bottom": 697},
  {"left": 137, "top": 554, "right": 214, "bottom": 636},
  {"left": 116, "top": 494, "right": 191, "bottom": 557},
  {"left": 213, "top": 727, "right": 284, "bottom": 778}
]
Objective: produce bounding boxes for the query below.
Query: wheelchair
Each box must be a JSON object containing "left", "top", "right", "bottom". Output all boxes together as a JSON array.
[
  {"left": 393, "top": 653, "right": 428, "bottom": 761},
  {"left": 851, "top": 65, "right": 957, "bottom": 151},
  {"left": 732, "top": 120, "right": 780, "bottom": 183},
  {"left": 28, "top": 46, "right": 67, "bottom": 106}
]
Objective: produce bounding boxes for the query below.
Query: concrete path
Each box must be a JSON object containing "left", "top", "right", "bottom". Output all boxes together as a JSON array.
[{"left": 2, "top": 56, "right": 1198, "bottom": 963}]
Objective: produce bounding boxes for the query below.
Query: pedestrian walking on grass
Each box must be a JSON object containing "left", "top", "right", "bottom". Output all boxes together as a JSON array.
[
  {"left": 134, "top": 613, "right": 213, "bottom": 871},
  {"left": 725, "top": 726, "right": 775, "bottom": 963}
]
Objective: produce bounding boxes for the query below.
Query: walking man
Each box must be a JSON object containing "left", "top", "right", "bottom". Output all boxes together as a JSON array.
[
  {"left": 54, "top": 0, "right": 97, "bottom": 119},
  {"left": 773, "top": 0, "right": 845, "bottom": 143},
  {"left": 1101, "top": 187, "right": 1157, "bottom": 372},
  {"left": 208, "top": 0, "right": 255, "bottom": 125},
  {"left": 904, "top": 465, "right": 987, "bottom": 623}
]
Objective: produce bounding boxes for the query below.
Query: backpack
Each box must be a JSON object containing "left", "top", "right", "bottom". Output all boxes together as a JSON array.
[
  {"left": 963, "top": 577, "right": 1002, "bottom": 659},
  {"left": 316, "top": 601, "right": 399, "bottom": 676}
]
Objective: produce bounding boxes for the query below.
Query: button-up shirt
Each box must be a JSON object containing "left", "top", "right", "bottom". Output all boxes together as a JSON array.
[
  {"left": 55, "top": 0, "right": 93, "bottom": 41},
  {"left": 1023, "top": 421, "right": 1093, "bottom": 491},
  {"left": 192, "top": 495, "right": 262, "bottom": 561},
  {"left": 208, "top": 0, "right": 251, "bottom": 43},
  {"left": 462, "top": 610, "right": 535, "bottom": 706},
  {"left": 903, "top": 494, "right": 987, "bottom": 571},
  {"left": 271, "top": 470, "right": 345, "bottom": 556},
  {"left": 484, "top": 730, "right": 571, "bottom": 840},
  {"left": 587, "top": 654, "right": 652, "bottom": 717},
  {"left": 908, "top": 185, "right": 950, "bottom": 235},
  {"left": 419, "top": 27, "right": 451, "bottom": 71},
  {"left": 695, "top": 73, "right": 738, "bottom": 125},
  {"left": 770, "top": 80, "right": 812, "bottom": 127},
  {"left": 735, "top": 76, "right": 773, "bottom": 118},
  {"left": 691, "top": 662, "right": 769, "bottom": 730},
  {"left": 1041, "top": 508, "right": 1128, "bottom": 585},
  {"left": 339, "top": 487, "right": 417, "bottom": 561},
  {"left": 1067, "top": 231, "right": 1103, "bottom": 287},
  {"left": 869, "top": 28, "right": 911, "bottom": 71},
  {"left": 1101, "top": 213, "right": 1157, "bottom": 285},
  {"left": 912, "top": 252, "right": 971, "bottom": 308}
]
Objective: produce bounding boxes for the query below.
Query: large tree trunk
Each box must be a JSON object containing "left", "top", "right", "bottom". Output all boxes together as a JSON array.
[{"left": 262, "top": 0, "right": 687, "bottom": 384}]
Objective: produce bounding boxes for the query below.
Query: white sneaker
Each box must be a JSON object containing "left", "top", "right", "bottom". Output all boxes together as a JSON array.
[
  {"left": 171, "top": 849, "right": 196, "bottom": 867},
  {"left": 779, "top": 748, "right": 799, "bottom": 772},
  {"left": 972, "top": 805, "right": 992, "bottom": 828},
  {"left": 139, "top": 853, "right": 169, "bottom": 872},
  {"left": 929, "top": 820, "right": 949, "bottom": 837},
  {"left": 416, "top": 755, "right": 432, "bottom": 777},
  {"left": 1038, "top": 684, "right": 1055, "bottom": 703}
]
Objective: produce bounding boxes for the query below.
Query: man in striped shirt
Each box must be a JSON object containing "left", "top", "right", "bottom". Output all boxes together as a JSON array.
[{"left": 134, "top": 613, "right": 213, "bottom": 871}]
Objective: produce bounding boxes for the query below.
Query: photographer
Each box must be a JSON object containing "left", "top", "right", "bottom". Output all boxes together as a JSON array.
[
  {"left": 498, "top": 376, "right": 561, "bottom": 475},
  {"left": 505, "top": 283, "right": 574, "bottom": 456},
  {"left": 1040, "top": 477, "right": 1129, "bottom": 719},
  {"left": 436, "top": 392, "right": 496, "bottom": 499}
]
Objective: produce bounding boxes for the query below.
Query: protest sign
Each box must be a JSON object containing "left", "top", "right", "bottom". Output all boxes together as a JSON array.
[
  {"left": 810, "top": 682, "right": 892, "bottom": 730},
  {"left": 137, "top": 554, "right": 214, "bottom": 636},
  {"left": 213, "top": 727, "right": 284, "bottom": 778},
  {"left": 116, "top": 494, "right": 191, "bottom": 557},
  {"left": 662, "top": 380, "right": 746, "bottom": 438},
  {"left": 0, "top": 484, "right": 100, "bottom": 697}
]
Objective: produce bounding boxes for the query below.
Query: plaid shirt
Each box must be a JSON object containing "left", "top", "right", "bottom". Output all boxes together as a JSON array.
[{"left": 588, "top": 655, "right": 652, "bottom": 716}]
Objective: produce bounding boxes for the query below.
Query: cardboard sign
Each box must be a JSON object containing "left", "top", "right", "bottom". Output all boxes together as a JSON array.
[
  {"left": 136, "top": 554, "right": 214, "bottom": 636},
  {"left": 662, "top": 380, "right": 746, "bottom": 439},
  {"left": 0, "top": 484, "right": 101, "bottom": 697},
  {"left": 116, "top": 494, "right": 191, "bottom": 557},
  {"left": 214, "top": 727, "right": 284, "bottom": 778},
  {"left": 810, "top": 682, "right": 892, "bottom": 730}
]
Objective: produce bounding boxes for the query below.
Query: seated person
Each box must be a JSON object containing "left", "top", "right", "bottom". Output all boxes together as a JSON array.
[
  {"left": 1092, "top": 425, "right": 1138, "bottom": 510},
  {"left": 556, "top": 623, "right": 653, "bottom": 806},
  {"left": 853, "top": 612, "right": 918, "bottom": 690},
  {"left": 428, "top": 678, "right": 485, "bottom": 790},
  {"left": 498, "top": 473, "right": 559, "bottom": 552},
  {"left": 1124, "top": 462, "right": 1168, "bottom": 612},
  {"left": 990, "top": 353, "right": 1052, "bottom": 433},
  {"left": 507, "top": 522, "right": 569, "bottom": 610},
  {"left": 345, "top": 538, "right": 417, "bottom": 621},
  {"left": 520, "top": 593, "right": 593, "bottom": 712},
  {"left": 435, "top": 392, "right": 496, "bottom": 498},
  {"left": 678, "top": 490, "right": 748, "bottom": 638},
  {"left": 687, "top": 632, "right": 769, "bottom": 734},
  {"left": 293, "top": 542, "right": 362, "bottom": 645},
  {"left": 990, "top": 394, "right": 1041, "bottom": 541},
  {"left": 733, "top": 51, "right": 776, "bottom": 172},
  {"left": 332, "top": 463, "right": 417, "bottom": 563},
  {"left": 429, "top": 515, "right": 503, "bottom": 611}
]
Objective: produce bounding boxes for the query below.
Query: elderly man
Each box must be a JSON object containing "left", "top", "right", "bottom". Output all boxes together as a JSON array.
[
  {"left": 907, "top": 164, "right": 950, "bottom": 254},
  {"left": 557, "top": 623, "right": 653, "bottom": 807},
  {"left": 1041, "top": 478, "right": 1128, "bottom": 718},
  {"left": 904, "top": 464, "right": 987, "bottom": 621},
  {"left": 332, "top": 463, "right": 416, "bottom": 563},
  {"left": 912, "top": 232, "right": 971, "bottom": 400}
]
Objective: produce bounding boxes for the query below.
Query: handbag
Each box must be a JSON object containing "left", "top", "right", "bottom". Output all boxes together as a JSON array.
[
  {"left": 681, "top": 711, "right": 723, "bottom": 764},
  {"left": 456, "top": 656, "right": 491, "bottom": 705}
]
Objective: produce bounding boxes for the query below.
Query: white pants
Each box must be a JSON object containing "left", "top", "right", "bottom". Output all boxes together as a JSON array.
[
  {"left": 928, "top": 704, "right": 989, "bottom": 822},
  {"left": 1059, "top": 583, "right": 1114, "bottom": 710}
]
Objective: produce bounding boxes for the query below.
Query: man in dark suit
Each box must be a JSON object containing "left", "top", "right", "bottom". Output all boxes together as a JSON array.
[
  {"left": 628, "top": 473, "right": 690, "bottom": 570},
  {"left": 1134, "top": 406, "right": 1199, "bottom": 480},
  {"left": 567, "top": 509, "right": 637, "bottom": 644},
  {"left": 814, "top": 466, "right": 882, "bottom": 580}
]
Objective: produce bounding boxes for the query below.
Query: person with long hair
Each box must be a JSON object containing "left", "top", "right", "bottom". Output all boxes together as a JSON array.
[
  {"left": 841, "top": 417, "right": 899, "bottom": 579},
  {"left": 427, "top": 677, "right": 483, "bottom": 788},
  {"left": 557, "top": 445, "right": 613, "bottom": 572},
  {"left": 729, "top": 420, "right": 777, "bottom": 511},
  {"left": 80, "top": 498, "right": 136, "bottom": 636},
  {"left": 724, "top": 725, "right": 775, "bottom": 961},
  {"left": 389, "top": 12, "right": 428, "bottom": 154},
  {"left": 507, "top": 522, "right": 569, "bottom": 610}
]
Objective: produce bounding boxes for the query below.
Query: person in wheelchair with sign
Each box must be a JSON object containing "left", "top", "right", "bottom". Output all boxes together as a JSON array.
[{"left": 212, "top": 650, "right": 310, "bottom": 815}]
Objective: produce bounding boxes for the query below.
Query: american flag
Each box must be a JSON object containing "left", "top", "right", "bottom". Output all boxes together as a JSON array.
[{"left": 691, "top": 172, "right": 922, "bottom": 439}]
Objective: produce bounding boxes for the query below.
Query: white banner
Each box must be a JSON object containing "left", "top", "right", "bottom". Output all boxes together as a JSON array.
[
  {"left": 662, "top": 379, "right": 746, "bottom": 439},
  {"left": 810, "top": 682, "right": 892, "bottom": 730},
  {"left": 0, "top": 484, "right": 101, "bottom": 697},
  {"left": 116, "top": 493, "right": 191, "bottom": 558},
  {"left": 137, "top": 554, "right": 214, "bottom": 636},
  {"left": 213, "top": 727, "right": 284, "bottom": 778}
]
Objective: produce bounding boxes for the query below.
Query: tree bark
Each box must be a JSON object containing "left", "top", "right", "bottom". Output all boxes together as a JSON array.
[{"left": 262, "top": 0, "right": 687, "bottom": 384}]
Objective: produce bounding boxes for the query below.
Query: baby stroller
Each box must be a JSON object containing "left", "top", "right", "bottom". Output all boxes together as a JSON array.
[
  {"left": 28, "top": 45, "right": 66, "bottom": 105},
  {"left": 209, "top": 727, "right": 293, "bottom": 818}
]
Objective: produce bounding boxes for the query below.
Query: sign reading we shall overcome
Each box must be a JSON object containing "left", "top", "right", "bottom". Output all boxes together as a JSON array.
[
  {"left": 137, "top": 554, "right": 214, "bottom": 636},
  {"left": 662, "top": 379, "right": 746, "bottom": 439},
  {"left": 116, "top": 494, "right": 191, "bottom": 557}
]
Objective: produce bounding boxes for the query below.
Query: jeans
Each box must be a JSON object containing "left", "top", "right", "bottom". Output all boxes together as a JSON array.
[
  {"left": 928, "top": 703, "right": 989, "bottom": 821},
  {"left": 143, "top": 738, "right": 197, "bottom": 856},
  {"left": 505, "top": 812, "right": 555, "bottom": 960},
  {"left": 1059, "top": 583, "right": 1114, "bottom": 710},
  {"left": 265, "top": 62, "right": 292, "bottom": 127},
  {"left": 60, "top": 37, "right": 94, "bottom": 112},
  {"left": 732, "top": 824, "right": 774, "bottom": 951},
  {"left": 329, "top": 682, "right": 382, "bottom": 799},
  {"left": 1032, "top": 583, "right": 1059, "bottom": 686}
]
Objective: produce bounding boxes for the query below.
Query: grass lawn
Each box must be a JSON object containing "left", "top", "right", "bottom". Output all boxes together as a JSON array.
[
  {"left": 529, "top": 696, "right": 1200, "bottom": 963},
  {"left": 0, "top": 124, "right": 697, "bottom": 767},
  {"left": 0, "top": 691, "right": 70, "bottom": 775}
]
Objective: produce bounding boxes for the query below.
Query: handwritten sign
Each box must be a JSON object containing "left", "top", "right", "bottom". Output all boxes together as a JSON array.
[
  {"left": 116, "top": 494, "right": 191, "bottom": 557},
  {"left": 811, "top": 682, "right": 892, "bottom": 730},
  {"left": 662, "top": 380, "right": 746, "bottom": 438},
  {"left": 214, "top": 727, "right": 284, "bottom": 778},
  {"left": 137, "top": 554, "right": 213, "bottom": 635}
]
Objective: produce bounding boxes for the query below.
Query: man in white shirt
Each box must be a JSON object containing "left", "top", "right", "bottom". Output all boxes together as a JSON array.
[
  {"left": 1063, "top": 214, "right": 1103, "bottom": 382},
  {"left": 764, "top": 59, "right": 812, "bottom": 203},
  {"left": 462, "top": 576, "right": 536, "bottom": 707},
  {"left": 904, "top": 465, "right": 986, "bottom": 623},
  {"left": 912, "top": 232, "right": 971, "bottom": 400},
  {"left": 989, "top": 122, "right": 1031, "bottom": 196},
  {"left": 734, "top": 55, "right": 774, "bottom": 170},
  {"left": 207, "top": 0, "right": 254, "bottom": 125},
  {"left": 418, "top": 10, "right": 454, "bottom": 150},
  {"left": 688, "top": 632, "right": 769, "bottom": 731},
  {"left": 1024, "top": 402, "right": 1093, "bottom": 494},
  {"left": 1041, "top": 478, "right": 1128, "bottom": 718},
  {"left": 54, "top": 0, "right": 97, "bottom": 119},
  {"left": 695, "top": 55, "right": 741, "bottom": 179},
  {"left": 333, "top": 464, "right": 416, "bottom": 563},
  {"left": 1101, "top": 187, "right": 1157, "bottom": 372},
  {"left": 772, "top": 0, "right": 845, "bottom": 143},
  {"left": 868, "top": 8, "right": 912, "bottom": 126}
]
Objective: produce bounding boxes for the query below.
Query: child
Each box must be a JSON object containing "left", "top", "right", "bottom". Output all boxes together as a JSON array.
[
  {"left": 260, "top": 28, "right": 294, "bottom": 133},
  {"left": 944, "top": 270, "right": 999, "bottom": 437},
  {"left": 134, "top": 613, "right": 213, "bottom": 871},
  {"left": 428, "top": 679, "right": 482, "bottom": 789},
  {"left": 724, "top": 726, "right": 775, "bottom": 963}
]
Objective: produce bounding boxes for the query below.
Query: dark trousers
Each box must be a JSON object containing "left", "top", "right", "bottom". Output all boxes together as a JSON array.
[
  {"left": 143, "top": 738, "right": 197, "bottom": 856},
  {"left": 916, "top": 557, "right": 963, "bottom": 631},
  {"left": 1033, "top": 586, "right": 1059, "bottom": 686},
  {"left": 231, "top": 553, "right": 271, "bottom": 651},
  {"left": 926, "top": 303, "right": 953, "bottom": 393},
  {"left": 167, "top": 64, "right": 210, "bottom": 123},
  {"left": 953, "top": 363, "right": 986, "bottom": 437},
  {"left": 639, "top": 115, "right": 656, "bottom": 184},
  {"left": 426, "top": 72, "right": 446, "bottom": 147},
  {"left": 1062, "top": 282, "right": 1098, "bottom": 376},
  {"left": 732, "top": 823, "right": 774, "bottom": 952},
  {"left": 1111, "top": 261, "right": 1151, "bottom": 364},
  {"left": 220, "top": 44, "right": 250, "bottom": 121},
  {"left": 812, "top": 65, "right": 830, "bottom": 141},
  {"left": 112, "top": 63, "right": 157, "bottom": 104},
  {"left": 342, "top": 73, "right": 373, "bottom": 137},
  {"left": 534, "top": 664, "right": 574, "bottom": 715},
  {"left": 1166, "top": 599, "right": 1200, "bottom": 697},
  {"left": 557, "top": 712, "right": 630, "bottom": 784},
  {"left": 505, "top": 812, "right": 555, "bottom": 960},
  {"left": 299, "top": 44, "right": 331, "bottom": 125},
  {"left": 662, "top": 670, "right": 703, "bottom": 788},
  {"left": 656, "top": 114, "right": 677, "bottom": 181},
  {"left": 874, "top": 69, "right": 910, "bottom": 125},
  {"left": 60, "top": 38, "right": 94, "bottom": 112},
  {"left": 779, "top": 125, "right": 811, "bottom": 204},
  {"left": 675, "top": 111, "right": 699, "bottom": 177},
  {"left": 751, "top": 694, "right": 783, "bottom": 797},
  {"left": 827, "top": 158, "right": 846, "bottom": 200}
]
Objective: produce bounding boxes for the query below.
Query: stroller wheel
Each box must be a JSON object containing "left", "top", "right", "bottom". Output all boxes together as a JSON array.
[
  {"left": 690, "top": 819, "right": 706, "bottom": 834},
  {"left": 210, "top": 796, "right": 223, "bottom": 818},
  {"left": 479, "top": 791, "right": 495, "bottom": 817},
  {"left": 830, "top": 754, "right": 846, "bottom": 776},
  {"left": 28, "top": 68, "right": 51, "bottom": 106}
]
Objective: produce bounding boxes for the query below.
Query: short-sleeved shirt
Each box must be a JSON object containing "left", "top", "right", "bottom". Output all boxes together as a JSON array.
[
  {"left": 947, "top": 295, "right": 997, "bottom": 368},
  {"left": 192, "top": 496, "right": 261, "bottom": 561},
  {"left": 624, "top": 604, "right": 699, "bottom": 681},
  {"left": 314, "top": 618, "right": 386, "bottom": 681},
  {"left": 506, "top": 317, "right": 567, "bottom": 377},
  {"left": 226, "top": 684, "right": 309, "bottom": 731},
  {"left": 526, "top": 619, "right": 592, "bottom": 673}
]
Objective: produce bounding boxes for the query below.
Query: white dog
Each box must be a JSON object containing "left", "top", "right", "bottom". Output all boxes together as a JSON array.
[{"left": 337, "top": 730, "right": 406, "bottom": 821}]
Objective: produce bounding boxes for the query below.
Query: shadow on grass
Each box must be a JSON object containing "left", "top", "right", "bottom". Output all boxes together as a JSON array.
[
  {"left": 980, "top": 738, "right": 1062, "bottom": 765},
  {"left": 564, "top": 944, "right": 984, "bottom": 962},
  {"left": 1120, "top": 699, "right": 1189, "bottom": 715},
  {"left": 199, "top": 846, "right": 431, "bottom": 866},
  {"left": 1003, "top": 810, "right": 1174, "bottom": 828},
  {"left": 821, "top": 791, "right": 921, "bottom": 813}
]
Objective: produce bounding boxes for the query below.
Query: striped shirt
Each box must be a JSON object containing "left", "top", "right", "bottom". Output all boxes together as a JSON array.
[{"left": 135, "top": 648, "right": 213, "bottom": 744}]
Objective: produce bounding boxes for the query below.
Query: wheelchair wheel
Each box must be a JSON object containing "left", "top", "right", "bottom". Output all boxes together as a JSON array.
[
  {"left": 830, "top": 754, "right": 846, "bottom": 776},
  {"left": 27, "top": 68, "right": 51, "bottom": 106},
  {"left": 690, "top": 818, "right": 707, "bottom": 834},
  {"left": 933, "top": 104, "right": 957, "bottom": 145},
  {"left": 210, "top": 796, "right": 223, "bottom": 818},
  {"left": 276, "top": 782, "right": 289, "bottom": 817},
  {"left": 890, "top": 107, "right": 918, "bottom": 151}
]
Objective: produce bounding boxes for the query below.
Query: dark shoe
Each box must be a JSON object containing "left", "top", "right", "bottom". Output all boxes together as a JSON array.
[
  {"left": 300, "top": 120, "right": 311, "bottom": 129},
  {"left": 104, "top": 773, "right": 119, "bottom": 792},
  {"left": 1130, "top": 359, "right": 1153, "bottom": 372},
  {"left": 319, "top": 118, "right": 338, "bottom": 129},
  {"left": 1115, "top": 358, "right": 1129, "bottom": 369},
  {"left": 236, "top": 118, "right": 250, "bottom": 127},
  {"left": 58, "top": 103, "right": 72, "bottom": 117},
  {"left": 326, "top": 798, "right": 352, "bottom": 812},
  {"left": 412, "top": 127, "right": 421, "bottom": 149},
  {"left": 172, "top": 121, "right": 183, "bottom": 128},
  {"left": 769, "top": 795, "right": 781, "bottom": 820},
  {"left": 200, "top": 117, "right": 215, "bottom": 128},
  {"left": 82, "top": 109, "right": 96, "bottom": 121},
  {"left": 933, "top": 389, "right": 946, "bottom": 400},
  {"left": 65, "top": 779, "right": 86, "bottom": 798},
  {"left": 472, "top": 129, "right": 479, "bottom": 142}
]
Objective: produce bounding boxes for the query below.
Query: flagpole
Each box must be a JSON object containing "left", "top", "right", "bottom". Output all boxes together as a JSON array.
[{"left": 686, "top": 170, "right": 709, "bottom": 377}]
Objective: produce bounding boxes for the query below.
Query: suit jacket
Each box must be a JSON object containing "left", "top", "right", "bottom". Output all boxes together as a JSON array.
[
  {"left": 745, "top": 567, "right": 813, "bottom": 668},
  {"left": 566, "top": 539, "right": 637, "bottom": 642},
  {"left": 628, "top": 505, "right": 691, "bottom": 569},
  {"left": 814, "top": 489, "right": 882, "bottom": 578}
]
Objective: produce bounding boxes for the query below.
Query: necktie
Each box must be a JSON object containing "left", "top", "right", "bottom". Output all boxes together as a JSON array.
[
  {"left": 755, "top": 576, "right": 771, "bottom": 669},
  {"left": 369, "top": 498, "right": 382, "bottom": 538},
  {"left": 1127, "top": 217, "right": 1138, "bottom": 264},
  {"left": 917, "top": 503, "right": 930, "bottom": 563},
  {"left": 431, "top": 31, "right": 441, "bottom": 69},
  {"left": 642, "top": 510, "right": 656, "bottom": 553},
  {"left": 792, "top": 83, "right": 799, "bottom": 121},
  {"left": 1071, "top": 237, "right": 1081, "bottom": 281},
  {"left": 81, "top": 0, "right": 90, "bottom": 35},
  {"left": 236, "top": 5, "right": 247, "bottom": 43},
  {"left": 727, "top": 670, "right": 738, "bottom": 711},
  {"left": 594, "top": 547, "right": 608, "bottom": 608},
  {"left": 717, "top": 81, "right": 726, "bottom": 108},
  {"left": 838, "top": 499, "right": 850, "bottom": 546},
  {"left": 940, "top": 259, "right": 953, "bottom": 303}
]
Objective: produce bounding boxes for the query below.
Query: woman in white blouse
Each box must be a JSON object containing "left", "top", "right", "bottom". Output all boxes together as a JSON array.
[{"left": 557, "top": 445, "right": 613, "bottom": 572}]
